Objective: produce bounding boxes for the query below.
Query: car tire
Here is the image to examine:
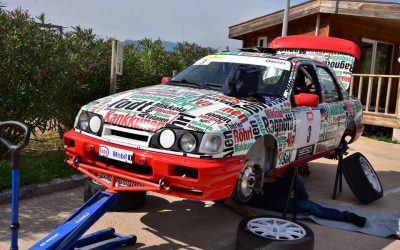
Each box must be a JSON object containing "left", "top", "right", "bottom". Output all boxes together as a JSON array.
[
  {"left": 342, "top": 152, "right": 383, "bottom": 204},
  {"left": 83, "top": 179, "right": 146, "bottom": 211},
  {"left": 233, "top": 160, "right": 258, "bottom": 203},
  {"left": 236, "top": 216, "right": 314, "bottom": 250}
]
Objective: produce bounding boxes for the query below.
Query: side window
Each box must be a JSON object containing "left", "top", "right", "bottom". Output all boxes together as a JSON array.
[
  {"left": 292, "top": 64, "right": 322, "bottom": 107},
  {"left": 316, "top": 67, "right": 340, "bottom": 102}
]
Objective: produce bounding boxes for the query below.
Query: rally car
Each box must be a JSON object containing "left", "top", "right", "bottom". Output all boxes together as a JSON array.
[{"left": 64, "top": 36, "right": 365, "bottom": 205}]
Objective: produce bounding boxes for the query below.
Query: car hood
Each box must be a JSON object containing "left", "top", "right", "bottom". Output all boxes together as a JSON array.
[{"left": 82, "top": 84, "right": 277, "bottom": 133}]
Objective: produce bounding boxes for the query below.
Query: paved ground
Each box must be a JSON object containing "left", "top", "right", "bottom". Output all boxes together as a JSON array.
[{"left": 0, "top": 136, "right": 399, "bottom": 249}]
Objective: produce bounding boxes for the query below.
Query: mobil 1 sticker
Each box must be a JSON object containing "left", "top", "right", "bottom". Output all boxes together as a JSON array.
[{"left": 99, "top": 145, "right": 133, "bottom": 164}]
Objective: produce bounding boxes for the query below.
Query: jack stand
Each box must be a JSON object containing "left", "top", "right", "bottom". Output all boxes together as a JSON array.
[
  {"left": 332, "top": 141, "right": 349, "bottom": 200},
  {"left": 30, "top": 191, "right": 136, "bottom": 249},
  {"left": 282, "top": 165, "right": 299, "bottom": 221}
]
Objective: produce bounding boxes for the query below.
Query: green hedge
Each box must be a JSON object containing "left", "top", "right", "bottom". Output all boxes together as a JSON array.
[{"left": 0, "top": 8, "right": 216, "bottom": 135}]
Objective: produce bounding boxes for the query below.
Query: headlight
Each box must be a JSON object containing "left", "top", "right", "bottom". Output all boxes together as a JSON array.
[
  {"left": 89, "top": 115, "right": 102, "bottom": 133},
  {"left": 76, "top": 111, "right": 103, "bottom": 135},
  {"left": 199, "top": 133, "right": 223, "bottom": 154},
  {"left": 159, "top": 129, "right": 175, "bottom": 149},
  {"left": 179, "top": 133, "right": 197, "bottom": 152},
  {"left": 78, "top": 112, "right": 90, "bottom": 130}
]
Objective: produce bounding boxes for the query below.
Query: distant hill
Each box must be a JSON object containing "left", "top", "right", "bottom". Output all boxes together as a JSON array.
[{"left": 124, "top": 39, "right": 177, "bottom": 52}]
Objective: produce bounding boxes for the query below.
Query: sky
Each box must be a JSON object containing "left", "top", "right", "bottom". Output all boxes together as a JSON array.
[
  {"left": 2, "top": 0, "right": 397, "bottom": 50},
  {"left": 2, "top": 0, "right": 310, "bottom": 50}
]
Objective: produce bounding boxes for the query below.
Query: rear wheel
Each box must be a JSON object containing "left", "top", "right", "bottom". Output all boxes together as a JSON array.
[
  {"left": 84, "top": 179, "right": 146, "bottom": 211},
  {"left": 342, "top": 152, "right": 383, "bottom": 204},
  {"left": 233, "top": 161, "right": 258, "bottom": 203},
  {"left": 236, "top": 216, "right": 314, "bottom": 250}
]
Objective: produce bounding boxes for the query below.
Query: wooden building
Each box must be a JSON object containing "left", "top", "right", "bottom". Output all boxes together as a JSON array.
[{"left": 229, "top": 0, "right": 400, "bottom": 140}]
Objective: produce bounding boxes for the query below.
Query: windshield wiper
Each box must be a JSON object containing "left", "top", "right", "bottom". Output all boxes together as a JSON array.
[
  {"left": 167, "top": 79, "right": 201, "bottom": 87},
  {"left": 202, "top": 82, "right": 222, "bottom": 89}
]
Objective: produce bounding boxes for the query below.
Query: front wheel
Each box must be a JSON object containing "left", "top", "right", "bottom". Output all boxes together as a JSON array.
[
  {"left": 232, "top": 161, "right": 258, "bottom": 203},
  {"left": 236, "top": 216, "right": 314, "bottom": 250},
  {"left": 342, "top": 152, "right": 383, "bottom": 204}
]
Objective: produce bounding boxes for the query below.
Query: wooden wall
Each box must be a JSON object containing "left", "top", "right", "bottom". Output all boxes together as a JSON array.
[{"left": 242, "top": 14, "right": 330, "bottom": 48}]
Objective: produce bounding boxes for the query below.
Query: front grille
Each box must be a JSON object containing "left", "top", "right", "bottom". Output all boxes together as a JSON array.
[
  {"left": 99, "top": 156, "right": 153, "bottom": 176},
  {"left": 111, "top": 129, "right": 148, "bottom": 141},
  {"left": 101, "top": 124, "right": 151, "bottom": 147}
]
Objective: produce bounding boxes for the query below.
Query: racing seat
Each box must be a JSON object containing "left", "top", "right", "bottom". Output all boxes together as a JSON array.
[{"left": 222, "top": 66, "right": 263, "bottom": 102}]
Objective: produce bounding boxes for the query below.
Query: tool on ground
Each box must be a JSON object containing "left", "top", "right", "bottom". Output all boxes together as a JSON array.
[{"left": 0, "top": 120, "right": 136, "bottom": 250}]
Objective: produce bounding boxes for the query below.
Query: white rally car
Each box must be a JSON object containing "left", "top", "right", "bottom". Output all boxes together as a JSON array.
[{"left": 64, "top": 36, "right": 379, "bottom": 207}]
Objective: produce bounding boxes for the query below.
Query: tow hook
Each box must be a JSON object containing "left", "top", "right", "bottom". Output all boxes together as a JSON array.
[
  {"left": 72, "top": 155, "right": 80, "bottom": 167},
  {"left": 158, "top": 177, "right": 172, "bottom": 192}
]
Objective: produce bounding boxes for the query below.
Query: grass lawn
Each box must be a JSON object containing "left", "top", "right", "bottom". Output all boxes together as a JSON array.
[
  {"left": 0, "top": 150, "right": 77, "bottom": 190},
  {"left": 0, "top": 131, "right": 78, "bottom": 190}
]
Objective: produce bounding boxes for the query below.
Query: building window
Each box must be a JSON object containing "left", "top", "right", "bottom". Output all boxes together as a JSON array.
[
  {"left": 360, "top": 38, "right": 394, "bottom": 74},
  {"left": 257, "top": 37, "right": 268, "bottom": 48}
]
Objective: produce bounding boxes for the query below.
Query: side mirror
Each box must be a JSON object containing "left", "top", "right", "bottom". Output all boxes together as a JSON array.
[
  {"left": 294, "top": 93, "right": 319, "bottom": 107},
  {"left": 161, "top": 77, "right": 171, "bottom": 84}
]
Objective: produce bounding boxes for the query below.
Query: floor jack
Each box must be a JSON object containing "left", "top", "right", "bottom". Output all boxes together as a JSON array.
[{"left": 0, "top": 121, "right": 136, "bottom": 250}]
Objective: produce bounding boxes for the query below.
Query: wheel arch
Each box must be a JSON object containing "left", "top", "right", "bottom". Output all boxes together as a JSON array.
[{"left": 245, "top": 134, "right": 278, "bottom": 173}]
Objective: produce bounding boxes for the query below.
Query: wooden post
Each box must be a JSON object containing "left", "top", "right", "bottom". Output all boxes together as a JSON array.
[
  {"left": 365, "top": 76, "right": 373, "bottom": 112},
  {"left": 110, "top": 40, "right": 117, "bottom": 94},
  {"left": 385, "top": 77, "right": 392, "bottom": 114},
  {"left": 375, "top": 77, "right": 382, "bottom": 113},
  {"left": 172, "top": 70, "right": 177, "bottom": 77}
]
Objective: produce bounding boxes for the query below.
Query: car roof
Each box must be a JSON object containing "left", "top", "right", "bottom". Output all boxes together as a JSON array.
[{"left": 216, "top": 51, "right": 292, "bottom": 61}]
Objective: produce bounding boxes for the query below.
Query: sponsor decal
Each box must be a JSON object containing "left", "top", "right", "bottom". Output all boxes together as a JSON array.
[
  {"left": 224, "top": 122, "right": 244, "bottom": 131},
  {"left": 99, "top": 145, "right": 133, "bottom": 163},
  {"left": 233, "top": 128, "right": 253, "bottom": 143},
  {"left": 220, "top": 107, "right": 248, "bottom": 123},
  {"left": 287, "top": 132, "right": 295, "bottom": 148},
  {"left": 97, "top": 173, "right": 145, "bottom": 187},
  {"left": 223, "top": 130, "right": 234, "bottom": 157},
  {"left": 171, "top": 113, "right": 195, "bottom": 128},
  {"left": 199, "top": 112, "right": 230, "bottom": 124},
  {"left": 108, "top": 99, "right": 154, "bottom": 112},
  {"left": 194, "top": 99, "right": 213, "bottom": 106},
  {"left": 269, "top": 113, "right": 295, "bottom": 135},
  {"left": 306, "top": 112, "right": 313, "bottom": 122},
  {"left": 187, "top": 120, "right": 212, "bottom": 132},
  {"left": 278, "top": 150, "right": 292, "bottom": 165},
  {"left": 296, "top": 145, "right": 315, "bottom": 160},
  {"left": 265, "top": 108, "right": 284, "bottom": 119},
  {"left": 104, "top": 111, "right": 165, "bottom": 131},
  {"left": 234, "top": 142, "right": 253, "bottom": 152},
  {"left": 315, "top": 143, "right": 328, "bottom": 154}
]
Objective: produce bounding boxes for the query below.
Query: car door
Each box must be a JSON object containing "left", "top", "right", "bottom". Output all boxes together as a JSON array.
[
  {"left": 314, "top": 66, "right": 347, "bottom": 154},
  {"left": 291, "top": 63, "right": 322, "bottom": 161}
]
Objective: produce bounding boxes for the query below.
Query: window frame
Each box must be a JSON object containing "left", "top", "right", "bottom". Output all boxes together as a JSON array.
[
  {"left": 291, "top": 63, "right": 323, "bottom": 107},
  {"left": 257, "top": 37, "right": 268, "bottom": 48},
  {"left": 316, "top": 66, "right": 343, "bottom": 103}
]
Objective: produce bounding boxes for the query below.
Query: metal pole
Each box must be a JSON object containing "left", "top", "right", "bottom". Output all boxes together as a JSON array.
[
  {"left": 315, "top": 13, "right": 321, "bottom": 35},
  {"left": 282, "top": 0, "right": 290, "bottom": 36},
  {"left": 110, "top": 40, "right": 117, "bottom": 94}
]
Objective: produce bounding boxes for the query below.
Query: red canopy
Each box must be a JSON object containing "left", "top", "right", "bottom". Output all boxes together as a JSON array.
[{"left": 270, "top": 35, "right": 361, "bottom": 60}]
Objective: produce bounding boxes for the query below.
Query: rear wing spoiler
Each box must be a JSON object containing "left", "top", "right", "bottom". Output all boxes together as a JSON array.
[{"left": 270, "top": 35, "right": 361, "bottom": 90}]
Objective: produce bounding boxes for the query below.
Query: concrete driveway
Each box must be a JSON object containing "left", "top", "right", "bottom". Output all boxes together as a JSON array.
[{"left": 0, "top": 136, "right": 399, "bottom": 249}]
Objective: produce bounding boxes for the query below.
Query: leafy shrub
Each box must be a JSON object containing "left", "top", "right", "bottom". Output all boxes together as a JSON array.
[{"left": 0, "top": 7, "right": 216, "bottom": 136}]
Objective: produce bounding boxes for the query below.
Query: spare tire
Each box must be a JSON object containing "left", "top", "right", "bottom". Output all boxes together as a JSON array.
[
  {"left": 236, "top": 216, "right": 314, "bottom": 250},
  {"left": 342, "top": 152, "right": 383, "bottom": 204},
  {"left": 84, "top": 179, "right": 146, "bottom": 211}
]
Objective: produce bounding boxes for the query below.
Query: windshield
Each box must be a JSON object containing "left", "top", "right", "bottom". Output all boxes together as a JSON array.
[{"left": 168, "top": 61, "right": 290, "bottom": 97}]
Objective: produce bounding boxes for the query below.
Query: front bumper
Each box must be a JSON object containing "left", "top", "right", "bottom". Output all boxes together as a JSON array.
[{"left": 64, "top": 130, "right": 245, "bottom": 200}]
